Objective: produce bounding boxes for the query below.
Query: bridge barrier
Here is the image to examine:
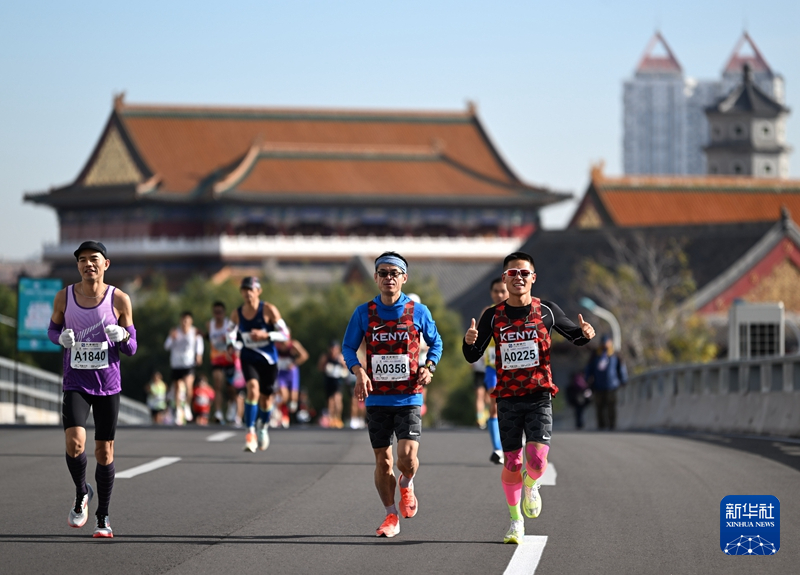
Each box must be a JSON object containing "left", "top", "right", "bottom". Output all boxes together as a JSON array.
[
  {"left": 616, "top": 355, "right": 800, "bottom": 436},
  {"left": 0, "top": 356, "right": 150, "bottom": 425}
]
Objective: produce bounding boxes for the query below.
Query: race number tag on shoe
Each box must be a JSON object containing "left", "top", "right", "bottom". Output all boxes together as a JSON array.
[
  {"left": 501, "top": 339, "right": 540, "bottom": 370},
  {"left": 371, "top": 354, "right": 411, "bottom": 381},
  {"left": 71, "top": 342, "right": 109, "bottom": 370}
]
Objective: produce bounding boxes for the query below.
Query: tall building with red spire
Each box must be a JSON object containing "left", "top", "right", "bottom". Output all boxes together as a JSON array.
[{"left": 624, "top": 32, "right": 786, "bottom": 177}]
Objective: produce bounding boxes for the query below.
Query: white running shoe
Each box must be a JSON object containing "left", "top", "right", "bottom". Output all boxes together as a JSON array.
[
  {"left": 490, "top": 450, "right": 504, "bottom": 465},
  {"left": 226, "top": 404, "right": 238, "bottom": 423},
  {"left": 503, "top": 519, "right": 524, "bottom": 544},
  {"left": 93, "top": 515, "right": 113, "bottom": 538},
  {"left": 184, "top": 404, "right": 194, "bottom": 422},
  {"left": 522, "top": 472, "right": 542, "bottom": 518},
  {"left": 67, "top": 483, "right": 94, "bottom": 528},
  {"left": 257, "top": 420, "right": 270, "bottom": 451}
]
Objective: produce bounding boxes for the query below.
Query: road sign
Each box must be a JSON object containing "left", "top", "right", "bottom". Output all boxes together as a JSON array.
[{"left": 17, "top": 277, "right": 62, "bottom": 352}]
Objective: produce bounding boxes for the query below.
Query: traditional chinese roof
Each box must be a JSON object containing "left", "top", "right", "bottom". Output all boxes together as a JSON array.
[
  {"left": 26, "top": 97, "right": 567, "bottom": 209},
  {"left": 569, "top": 164, "right": 800, "bottom": 229},
  {"left": 707, "top": 64, "right": 789, "bottom": 118},
  {"left": 635, "top": 32, "right": 682, "bottom": 76},
  {"left": 452, "top": 219, "right": 783, "bottom": 324},
  {"left": 686, "top": 210, "right": 800, "bottom": 315}
]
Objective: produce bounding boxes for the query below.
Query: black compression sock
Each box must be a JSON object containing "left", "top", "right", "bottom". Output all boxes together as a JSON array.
[
  {"left": 95, "top": 462, "right": 115, "bottom": 516},
  {"left": 65, "top": 452, "right": 88, "bottom": 496}
]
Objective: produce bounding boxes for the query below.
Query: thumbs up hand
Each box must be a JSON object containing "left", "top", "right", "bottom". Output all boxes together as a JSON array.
[
  {"left": 464, "top": 318, "right": 479, "bottom": 345},
  {"left": 578, "top": 314, "right": 596, "bottom": 340}
]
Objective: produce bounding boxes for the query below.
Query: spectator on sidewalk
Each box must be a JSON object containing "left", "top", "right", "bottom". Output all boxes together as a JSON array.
[{"left": 584, "top": 335, "right": 627, "bottom": 430}]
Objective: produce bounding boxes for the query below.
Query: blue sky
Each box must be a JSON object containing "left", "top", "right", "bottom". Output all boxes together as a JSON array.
[{"left": 1, "top": 0, "right": 798, "bottom": 260}]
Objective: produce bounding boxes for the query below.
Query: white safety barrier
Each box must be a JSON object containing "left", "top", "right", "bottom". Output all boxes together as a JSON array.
[
  {"left": 616, "top": 355, "right": 800, "bottom": 436},
  {"left": 0, "top": 356, "right": 150, "bottom": 425}
]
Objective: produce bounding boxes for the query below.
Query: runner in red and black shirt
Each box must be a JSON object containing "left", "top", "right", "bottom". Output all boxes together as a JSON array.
[{"left": 462, "top": 251, "right": 595, "bottom": 544}]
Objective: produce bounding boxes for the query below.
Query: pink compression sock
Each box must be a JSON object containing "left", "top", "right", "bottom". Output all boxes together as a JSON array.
[{"left": 501, "top": 448, "right": 523, "bottom": 505}]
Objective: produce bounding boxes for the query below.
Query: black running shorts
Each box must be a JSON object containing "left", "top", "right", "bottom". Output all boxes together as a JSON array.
[
  {"left": 473, "top": 370, "right": 488, "bottom": 390},
  {"left": 366, "top": 405, "right": 422, "bottom": 449},
  {"left": 496, "top": 391, "right": 553, "bottom": 451},
  {"left": 62, "top": 391, "right": 120, "bottom": 441},
  {"left": 170, "top": 367, "right": 195, "bottom": 382},
  {"left": 241, "top": 360, "right": 278, "bottom": 395}
]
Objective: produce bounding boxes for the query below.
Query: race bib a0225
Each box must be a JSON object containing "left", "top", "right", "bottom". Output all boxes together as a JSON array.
[{"left": 500, "top": 339, "right": 540, "bottom": 370}]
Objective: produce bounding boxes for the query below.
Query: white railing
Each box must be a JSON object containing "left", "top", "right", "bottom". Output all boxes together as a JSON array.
[
  {"left": 616, "top": 355, "right": 800, "bottom": 436},
  {"left": 43, "top": 234, "right": 524, "bottom": 260},
  {"left": 0, "top": 356, "right": 150, "bottom": 425}
]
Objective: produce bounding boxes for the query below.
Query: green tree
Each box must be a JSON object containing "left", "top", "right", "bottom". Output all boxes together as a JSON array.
[{"left": 404, "top": 277, "right": 473, "bottom": 426}]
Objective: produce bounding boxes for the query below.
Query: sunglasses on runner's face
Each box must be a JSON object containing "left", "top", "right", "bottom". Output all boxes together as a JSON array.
[
  {"left": 377, "top": 270, "right": 404, "bottom": 278},
  {"left": 504, "top": 268, "right": 534, "bottom": 279}
]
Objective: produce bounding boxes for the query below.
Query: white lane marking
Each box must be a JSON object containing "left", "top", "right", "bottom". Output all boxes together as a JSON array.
[
  {"left": 539, "top": 463, "right": 557, "bottom": 486},
  {"left": 116, "top": 457, "right": 181, "bottom": 479},
  {"left": 206, "top": 431, "right": 237, "bottom": 442},
  {"left": 504, "top": 536, "right": 548, "bottom": 575}
]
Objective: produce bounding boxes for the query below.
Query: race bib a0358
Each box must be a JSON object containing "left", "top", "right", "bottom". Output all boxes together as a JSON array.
[{"left": 371, "top": 354, "right": 411, "bottom": 381}]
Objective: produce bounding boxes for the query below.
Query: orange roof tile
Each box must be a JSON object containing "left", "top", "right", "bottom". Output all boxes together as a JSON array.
[
  {"left": 224, "top": 146, "right": 525, "bottom": 198},
  {"left": 113, "top": 101, "right": 525, "bottom": 195},
  {"left": 586, "top": 166, "right": 800, "bottom": 227}
]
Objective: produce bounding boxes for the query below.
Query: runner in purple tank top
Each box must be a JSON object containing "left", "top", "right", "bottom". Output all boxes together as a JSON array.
[{"left": 47, "top": 241, "right": 138, "bottom": 539}]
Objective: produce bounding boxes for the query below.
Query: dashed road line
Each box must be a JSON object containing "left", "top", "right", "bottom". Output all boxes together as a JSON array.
[
  {"left": 116, "top": 457, "right": 181, "bottom": 479},
  {"left": 503, "top": 536, "right": 548, "bottom": 575},
  {"left": 206, "top": 431, "right": 237, "bottom": 442},
  {"left": 539, "top": 463, "right": 557, "bottom": 486}
]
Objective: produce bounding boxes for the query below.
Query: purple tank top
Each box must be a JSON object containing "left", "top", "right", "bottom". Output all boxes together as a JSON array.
[{"left": 62, "top": 284, "right": 121, "bottom": 395}]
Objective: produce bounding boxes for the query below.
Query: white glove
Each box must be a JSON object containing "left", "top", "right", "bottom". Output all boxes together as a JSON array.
[
  {"left": 58, "top": 329, "right": 76, "bottom": 349},
  {"left": 104, "top": 324, "right": 128, "bottom": 343}
]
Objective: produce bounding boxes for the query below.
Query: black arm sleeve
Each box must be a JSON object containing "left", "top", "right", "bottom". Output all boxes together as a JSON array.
[
  {"left": 543, "top": 300, "right": 591, "bottom": 346},
  {"left": 462, "top": 307, "right": 495, "bottom": 363}
]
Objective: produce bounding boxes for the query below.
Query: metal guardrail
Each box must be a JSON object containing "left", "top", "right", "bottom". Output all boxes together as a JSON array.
[
  {"left": 620, "top": 354, "right": 800, "bottom": 405},
  {"left": 0, "top": 356, "right": 150, "bottom": 424}
]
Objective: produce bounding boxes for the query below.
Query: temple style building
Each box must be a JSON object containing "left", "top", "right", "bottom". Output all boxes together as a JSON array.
[
  {"left": 705, "top": 65, "right": 791, "bottom": 178},
  {"left": 550, "top": 165, "right": 800, "bottom": 321},
  {"left": 623, "top": 32, "right": 786, "bottom": 176},
  {"left": 570, "top": 164, "right": 800, "bottom": 230},
  {"left": 25, "top": 97, "right": 568, "bottom": 284}
]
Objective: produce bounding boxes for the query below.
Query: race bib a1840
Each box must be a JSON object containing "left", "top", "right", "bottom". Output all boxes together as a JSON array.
[
  {"left": 70, "top": 341, "right": 109, "bottom": 370},
  {"left": 500, "top": 339, "right": 540, "bottom": 370},
  {"left": 371, "top": 354, "right": 411, "bottom": 381}
]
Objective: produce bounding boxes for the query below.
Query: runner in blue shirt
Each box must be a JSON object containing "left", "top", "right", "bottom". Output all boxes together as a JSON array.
[{"left": 342, "top": 251, "right": 443, "bottom": 538}]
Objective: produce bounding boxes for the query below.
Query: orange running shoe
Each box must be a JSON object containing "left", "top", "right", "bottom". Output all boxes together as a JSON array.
[
  {"left": 398, "top": 475, "right": 418, "bottom": 518},
  {"left": 376, "top": 513, "right": 400, "bottom": 537},
  {"left": 243, "top": 431, "right": 257, "bottom": 453}
]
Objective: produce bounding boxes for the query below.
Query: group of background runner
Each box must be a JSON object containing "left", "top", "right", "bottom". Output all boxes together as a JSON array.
[{"left": 144, "top": 292, "right": 311, "bottom": 431}]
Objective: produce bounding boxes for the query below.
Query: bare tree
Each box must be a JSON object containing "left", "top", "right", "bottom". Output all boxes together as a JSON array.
[{"left": 575, "top": 232, "right": 715, "bottom": 371}]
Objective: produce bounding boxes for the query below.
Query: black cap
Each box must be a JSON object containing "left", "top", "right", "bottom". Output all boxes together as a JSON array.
[
  {"left": 240, "top": 276, "right": 261, "bottom": 290},
  {"left": 74, "top": 240, "right": 108, "bottom": 260}
]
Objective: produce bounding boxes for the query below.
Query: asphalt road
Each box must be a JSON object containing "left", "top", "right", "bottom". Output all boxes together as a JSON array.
[{"left": 0, "top": 424, "right": 798, "bottom": 575}]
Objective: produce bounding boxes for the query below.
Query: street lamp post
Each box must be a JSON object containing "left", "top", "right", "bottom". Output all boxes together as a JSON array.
[{"left": 579, "top": 297, "right": 622, "bottom": 351}]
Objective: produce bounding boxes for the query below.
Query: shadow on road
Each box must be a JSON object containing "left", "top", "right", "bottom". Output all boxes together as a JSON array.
[{"left": 0, "top": 533, "right": 498, "bottom": 546}]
